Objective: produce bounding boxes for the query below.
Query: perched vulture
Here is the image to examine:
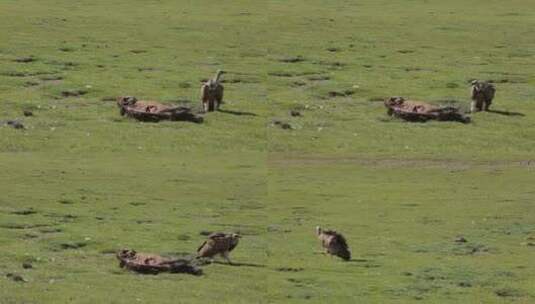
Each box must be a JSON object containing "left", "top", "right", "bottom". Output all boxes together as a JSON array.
[
  {"left": 316, "top": 226, "right": 351, "bottom": 261},
  {"left": 197, "top": 232, "right": 241, "bottom": 264}
]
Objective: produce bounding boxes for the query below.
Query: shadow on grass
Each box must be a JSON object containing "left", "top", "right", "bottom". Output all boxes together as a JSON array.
[
  {"left": 218, "top": 109, "right": 258, "bottom": 116},
  {"left": 486, "top": 109, "right": 525, "bottom": 117},
  {"left": 213, "top": 261, "right": 265, "bottom": 268}
]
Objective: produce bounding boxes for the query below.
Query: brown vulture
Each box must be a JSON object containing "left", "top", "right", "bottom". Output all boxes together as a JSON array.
[
  {"left": 197, "top": 232, "right": 241, "bottom": 264},
  {"left": 316, "top": 226, "right": 351, "bottom": 261},
  {"left": 470, "top": 80, "right": 496, "bottom": 112},
  {"left": 200, "top": 70, "right": 225, "bottom": 112}
]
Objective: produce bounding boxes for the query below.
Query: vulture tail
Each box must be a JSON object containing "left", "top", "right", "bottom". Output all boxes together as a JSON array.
[{"left": 338, "top": 249, "right": 351, "bottom": 261}]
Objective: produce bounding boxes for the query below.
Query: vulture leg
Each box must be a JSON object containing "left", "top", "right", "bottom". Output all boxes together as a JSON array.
[
  {"left": 484, "top": 99, "right": 491, "bottom": 111},
  {"left": 221, "top": 251, "right": 232, "bottom": 264},
  {"left": 470, "top": 100, "right": 477, "bottom": 113}
]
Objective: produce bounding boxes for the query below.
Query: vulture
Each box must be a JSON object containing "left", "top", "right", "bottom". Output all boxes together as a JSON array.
[
  {"left": 197, "top": 232, "right": 241, "bottom": 264},
  {"left": 470, "top": 80, "right": 496, "bottom": 112},
  {"left": 200, "top": 70, "right": 225, "bottom": 112},
  {"left": 316, "top": 226, "right": 351, "bottom": 261}
]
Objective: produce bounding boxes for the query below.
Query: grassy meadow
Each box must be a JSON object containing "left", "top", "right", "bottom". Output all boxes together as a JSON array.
[{"left": 1, "top": 0, "right": 534, "bottom": 303}]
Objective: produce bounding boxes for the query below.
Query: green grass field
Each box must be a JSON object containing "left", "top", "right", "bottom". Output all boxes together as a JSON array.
[{"left": 1, "top": 0, "right": 534, "bottom": 303}]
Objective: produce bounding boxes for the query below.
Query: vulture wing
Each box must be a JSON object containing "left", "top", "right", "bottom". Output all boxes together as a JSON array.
[
  {"left": 228, "top": 237, "right": 239, "bottom": 252},
  {"left": 197, "top": 238, "right": 222, "bottom": 258},
  {"left": 197, "top": 240, "right": 209, "bottom": 254},
  {"left": 333, "top": 232, "right": 348, "bottom": 249},
  {"left": 208, "top": 232, "right": 227, "bottom": 239}
]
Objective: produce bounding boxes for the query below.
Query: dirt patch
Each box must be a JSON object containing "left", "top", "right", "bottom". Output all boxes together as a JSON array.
[
  {"left": 14, "top": 57, "right": 36, "bottom": 63},
  {"left": 0, "top": 223, "right": 50, "bottom": 229},
  {"left": 22, "top": 233, "right": 39, "bottom": 239},
  {"left": 10, "top": 209, "right": 37, "bottom": 216},
  {"left": 278, "top": 56, "right": 305, "bottom": 63},
  {"left": 130, "top": 49, "right": 147, "bottom": 54},
  {"left": 59, "top": 47, "right": 75, "bottom": 52},
  {"left": 495, "top": 288, "right": 525, "bottom": 298},
  {"left": 59, "top": 241, "right": 87, "bottom": 250},
  {"left": 137, "top": 67, "right": 156, "bottom": 72},
  {"left": 313, "top": 61, "right": 345, "bottom": 68},
  {"left": 271, "top": 119, "right": 293, "bottom": 130},
  {"left": 268, "top": 71, "right": 295, "bottom": 77},
  {"left": 291, "top": 80, "right": 306, "bottom": 87},
  {"left": 61, "top": 89, "right": 87, "bottom": 97},
  {"left": 40, "top": 75, "right": 63, "bottom": 82},
  {"left": 1, "top": 71, "right": 29, "bottom": 77},
  {"left": 39, "top": 227, "right": 62, "bottom": 234},
  {"left": 45, "top": 213, "right": 77, "bottom": 223},
  {"left": 129, "top": 202, "right": 146, "bottom": 207},
  {"left": 327, "top": 89, "right": 355, "bottom": 98},
  {"left": 488, "top": 77, "right": 527, "bottom": 84},
  {"left": 23, "top": 81, "right": 40, "bottom": 87},
  {"left": 307, "top": 75, "right": 330, "bottom": 81},
  {"left": 275, "top": 267, "right": 304, "bottom": 272},
  {"left": 452, "top": 243, "right": 492, "bottom": 256}
]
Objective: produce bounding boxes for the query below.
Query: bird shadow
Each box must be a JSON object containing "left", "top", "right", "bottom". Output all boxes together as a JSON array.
[
  {"left": 212, "top": 261, "right": 266, "bottom": 268},
  {"left": 486, "top": 109, "right": 525, "bottom": 117},
  {"left": 346, "top": 258, "right": 369, "bottom": 263},
  {"left": 218, "top": 109, "right": 258, "bottom": 117}
]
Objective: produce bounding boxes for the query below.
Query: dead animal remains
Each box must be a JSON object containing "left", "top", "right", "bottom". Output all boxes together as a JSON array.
[
  {"left": 384, "top": 96, "right": 470, "bottom": 123},
  {"left": 117, "top": 96, "right": 203, "bottom": 123},
  {"left": 116, "top": 249, "right": 202, "bottom": 275}
]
